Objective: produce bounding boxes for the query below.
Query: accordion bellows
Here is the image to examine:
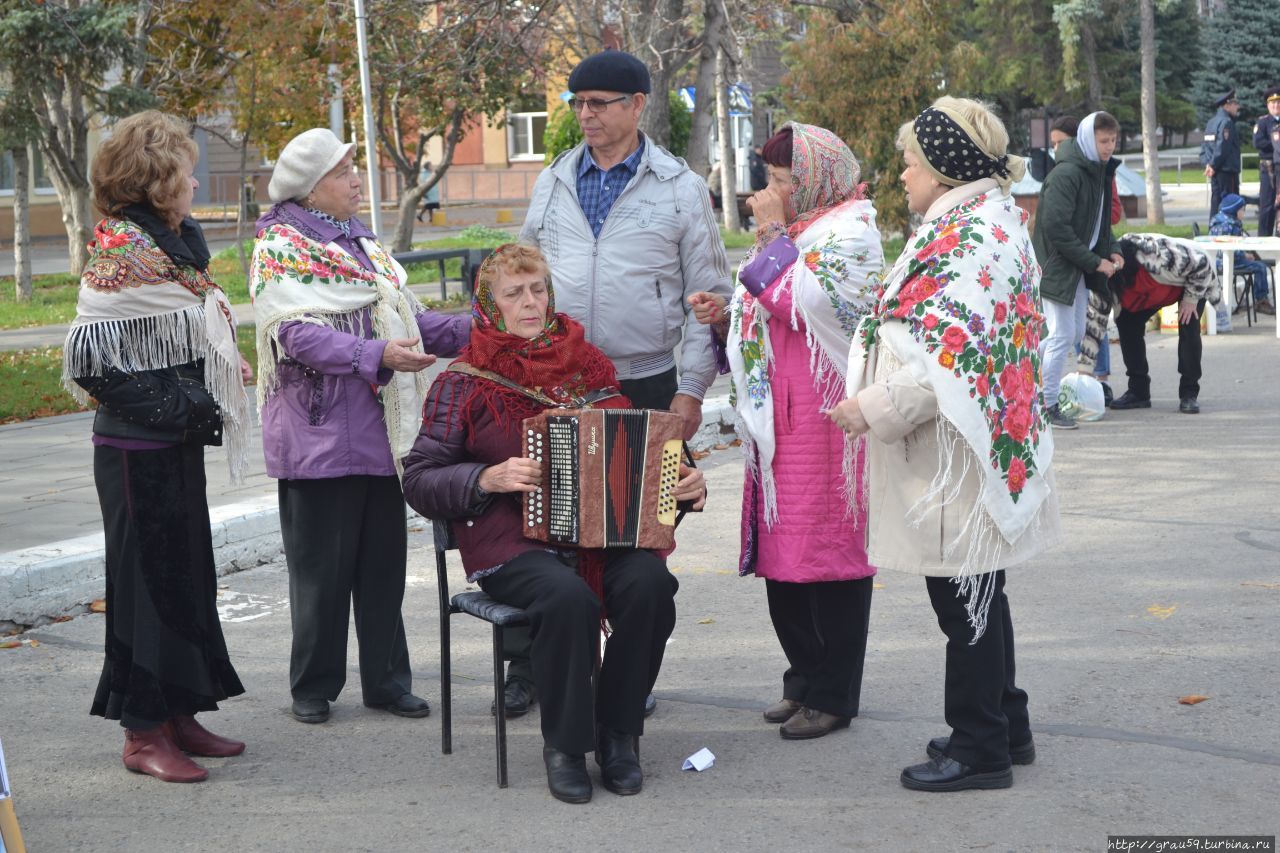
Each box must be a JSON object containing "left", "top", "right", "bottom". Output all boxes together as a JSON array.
[{"left": 522, "top": 408, "right": 685, "bottom": 549}]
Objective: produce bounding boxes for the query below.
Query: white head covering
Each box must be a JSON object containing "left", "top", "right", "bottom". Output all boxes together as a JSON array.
[
  {"left": 1076, "top": 112, "right": 1102, "bottom": 163},
  {"left": 268, "top": 128, "right": 356, "bottom": 204}
]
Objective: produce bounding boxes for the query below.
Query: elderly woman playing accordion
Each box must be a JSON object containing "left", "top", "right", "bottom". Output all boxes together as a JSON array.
[{"left": 402, "top": 243, "right": 706, "bottom": 805}]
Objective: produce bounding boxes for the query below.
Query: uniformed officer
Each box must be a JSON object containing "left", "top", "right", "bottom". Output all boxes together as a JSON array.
[
  {"left": 1201, "top": 88, "right": 1242, "bottom": 218},
  {"left": 1252, "top": 86, "right": 1280, "bottom": 237}
]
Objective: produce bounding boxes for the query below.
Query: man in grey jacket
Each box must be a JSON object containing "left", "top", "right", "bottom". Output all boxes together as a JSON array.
[{"left": 504, "top": 49, "right": 733, "bottom": 719}]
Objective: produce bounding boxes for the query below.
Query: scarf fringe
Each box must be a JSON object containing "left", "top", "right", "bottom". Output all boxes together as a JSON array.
[{"left": 63, "top": 303, "right": 251, "bottom": 482}]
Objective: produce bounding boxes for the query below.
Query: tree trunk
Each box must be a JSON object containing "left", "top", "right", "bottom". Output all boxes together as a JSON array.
[
  {"left": 44, "top": 165, "right": 92, "bottom": 276},
  {"left": 236, "top": 56, "right": 259, "bottom": 282},
  {"left": 12, "top": 147, "right": 32, "bottom": 301},
  {"left": 685, "top": 0, "right": 724, "bottom": 180},
  {"left": 641, "top": 69, "right": 673, "bottom": 149},
  {"left": 1138, "top": 0, "right": 1165, "bottom": 224},
  {"left": 1080, "top": 21, "right": 1103, "bottom": 113},
  {"left": 715, "top": 48, "right": 740, "bottom": 232},
  {"left": 389, "top": 112, "right": 465, "bottom": 253}
]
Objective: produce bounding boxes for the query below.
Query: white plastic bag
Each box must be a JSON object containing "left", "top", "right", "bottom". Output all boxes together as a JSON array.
[{"left": 1058, "top": 373, "right": 1106, "bottom": 422}]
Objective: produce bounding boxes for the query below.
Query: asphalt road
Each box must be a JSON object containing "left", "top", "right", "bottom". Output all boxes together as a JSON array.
[{"left": 1, "top": 323, "right": 1277, "bottom": 851}]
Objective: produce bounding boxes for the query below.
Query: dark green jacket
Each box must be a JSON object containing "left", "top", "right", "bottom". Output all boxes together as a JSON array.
[{"left": 1032, "top": 138, "right": 1120, "bottom": 305}]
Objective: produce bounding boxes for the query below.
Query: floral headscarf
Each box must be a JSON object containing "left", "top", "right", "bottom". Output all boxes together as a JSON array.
[{"left": 727, "top": 125, "right": 881, "bottom": 525}]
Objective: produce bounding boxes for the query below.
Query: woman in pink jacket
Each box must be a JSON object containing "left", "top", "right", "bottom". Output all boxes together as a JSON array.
[{"left": 689, "top": 124, "right": 882, "bottom": 740}]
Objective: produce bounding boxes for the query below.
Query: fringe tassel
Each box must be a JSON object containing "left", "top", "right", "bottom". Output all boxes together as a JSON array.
[{"left": 62, "top": 306, "right": 210, "bottom": 405}]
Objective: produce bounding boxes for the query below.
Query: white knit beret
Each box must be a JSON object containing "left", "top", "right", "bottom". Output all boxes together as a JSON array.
[{"left": 268, "top": 129, "right": 356, "bottom": 204}]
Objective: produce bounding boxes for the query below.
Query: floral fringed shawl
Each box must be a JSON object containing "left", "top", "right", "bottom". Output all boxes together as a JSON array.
[
  {"left": 847, "top": 185, "right": 1056, "bottom": 638},
  {"left": 63, "top": 219, "right": 251, "bottom": 481},
  {"left": 250, "top": 222, "right": 429, "bottom": 474}
]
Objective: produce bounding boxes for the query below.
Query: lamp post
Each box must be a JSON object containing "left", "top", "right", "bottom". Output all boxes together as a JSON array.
[{"left": 353, "top": 0, "right": 383, "bottom": 235}]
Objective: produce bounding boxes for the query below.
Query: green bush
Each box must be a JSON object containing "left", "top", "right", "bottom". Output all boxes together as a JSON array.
[{"left": 456, "top": 224, "right": 515, "bottom": 243}]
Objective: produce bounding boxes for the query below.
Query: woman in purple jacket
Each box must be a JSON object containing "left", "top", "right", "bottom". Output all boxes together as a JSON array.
[
  {"left": 251, "top": 128, "right": 470, "bottom": 725},
  {"left": 402, "top": 243, "right": 705, "bottom": 804}
]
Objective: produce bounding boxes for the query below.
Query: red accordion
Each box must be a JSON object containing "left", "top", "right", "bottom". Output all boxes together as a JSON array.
[{"left": 521, "top": 408, "right": 689, "bottom": 550}]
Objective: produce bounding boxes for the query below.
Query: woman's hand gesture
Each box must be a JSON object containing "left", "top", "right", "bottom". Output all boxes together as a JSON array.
[
  {"left": 479, "top": 457, "right": 542, "bottom": 494},
  {"left": 381, "top": 338, "right": 436, "bottom": 372},
  {"left": 747, "top": 185, "right": 788, "bottom": 230},
  {"left": 825, "top": 396, "right": 870, "bottom": 438}
]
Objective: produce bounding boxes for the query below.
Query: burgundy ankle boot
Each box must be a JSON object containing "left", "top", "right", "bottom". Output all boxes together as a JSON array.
[
  {"left": 168, "top": 715, "right": 246, "bottom": 757},
  {"left": 123, "top": 726, "right": 208, "bottom": 783}
]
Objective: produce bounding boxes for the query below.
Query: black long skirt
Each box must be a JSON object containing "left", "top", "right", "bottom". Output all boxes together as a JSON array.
[{"left": 90, "top": 443, "right": 245, "bottom": 729}]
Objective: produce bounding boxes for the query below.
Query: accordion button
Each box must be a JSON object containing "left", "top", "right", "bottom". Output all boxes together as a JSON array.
[{"left": 466, "top": 520, "right": 474, "bottom": 527}]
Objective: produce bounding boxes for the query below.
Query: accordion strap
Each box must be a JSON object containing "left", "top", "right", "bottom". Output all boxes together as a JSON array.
[{"left": 446, "top": 362, "right": 620, "bottom": 409}]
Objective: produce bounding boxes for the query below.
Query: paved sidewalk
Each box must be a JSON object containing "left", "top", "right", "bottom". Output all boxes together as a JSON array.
[{"left": 0, "top": 316, "right": 1276, "bottom": 850}]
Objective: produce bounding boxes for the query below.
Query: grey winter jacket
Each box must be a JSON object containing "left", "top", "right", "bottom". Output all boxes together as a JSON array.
[{"left": 519, "top": 136, "right": 733, "bottom": 399}]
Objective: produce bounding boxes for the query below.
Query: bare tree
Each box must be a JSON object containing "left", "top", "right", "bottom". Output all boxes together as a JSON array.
[
  {"left": 1139, "top": 0, "right": 1165, "bottom": 224},
  {"left": 685, "top": 0, "right": 727, "bottom": 178},
  {"left": 716, "top": 45, "right": 741, "bottom": 230}
]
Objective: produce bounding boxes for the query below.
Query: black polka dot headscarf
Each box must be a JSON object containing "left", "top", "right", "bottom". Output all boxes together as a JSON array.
[{"left": 913, "top": 107, "right": 1010, "bottom": 186}]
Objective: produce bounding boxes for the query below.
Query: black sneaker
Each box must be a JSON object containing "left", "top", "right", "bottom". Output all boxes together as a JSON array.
[
  {"left": 1047, "top": 404, "right": 1077, "bottom": 430},
  {"left": 1179, "top": 397, "right": 1200, "bottom": 414},
  {"left": 1111, "top": 391, "right": 1152, "bottom": 410}
]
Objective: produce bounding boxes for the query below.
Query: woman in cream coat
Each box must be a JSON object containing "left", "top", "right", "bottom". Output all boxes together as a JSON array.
[{"left": 830, "top": 97, "right": 1060, "bottom": 793}]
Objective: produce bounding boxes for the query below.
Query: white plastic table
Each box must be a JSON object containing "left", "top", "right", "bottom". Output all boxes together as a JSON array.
[{"left": 1184, "top": 236, "right": 1280, "bottom": 337}]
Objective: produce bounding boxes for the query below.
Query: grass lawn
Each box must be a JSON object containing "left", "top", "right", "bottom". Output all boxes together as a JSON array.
[
  {"left": 0, "top": 274, "right": 81, "bottom": 330},
  {"left": 1154, "top": 167, "right": 1260, "bottom": 186},
  {"left": 1115, "top": 221, "right": 1195, "bottom": 238},
  {"left": 0, "top": 325, "right": 259, "bottom": 426}
]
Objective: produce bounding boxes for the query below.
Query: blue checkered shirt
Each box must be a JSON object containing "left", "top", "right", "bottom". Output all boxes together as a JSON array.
[{"left": 576, "top": 138, "right": 645, "bottom": 238}]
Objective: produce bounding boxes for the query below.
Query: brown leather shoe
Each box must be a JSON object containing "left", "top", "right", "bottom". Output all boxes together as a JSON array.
[
  {"left": 123, "top": 727, "right": 208, "bottom": 783},
  {"left": 778, "top": 706, "right": 851, "bottom": 740},
  {"left": 168, "top": 715, "right": 246, "bottom": 757},
  {"left": 762, "top": 698, "right": 802, "bottom": 724}
]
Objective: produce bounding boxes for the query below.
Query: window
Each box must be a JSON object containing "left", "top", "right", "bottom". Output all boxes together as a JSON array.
[
  {"left": 508, "top": 112, "right": 547, "bottom": 161},
  {"left": 0, "top": 150, "right": 13, "bottom": 193},
  {"left": 33, "top": 148, "right": 54, "bottom": 192}
]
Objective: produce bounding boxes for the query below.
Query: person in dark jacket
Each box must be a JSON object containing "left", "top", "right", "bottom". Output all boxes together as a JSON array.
[
  {"left": 1032, "top": 110, "right": 1123, "bottom": 430},
  {"left": 401, "top": 243, "right": 706, "bottom": 804},
  {"left": 1252, "top": 87, "right": 1280, "bottom": 237},
  {"left": 1201, "top": 89, "right": 1242, "bottom": 218},
  {"left": 251, "top": 128, "right": 470, "bottom": 726},
  {"left": 63, "top": 110, "right": 254, "bottom": 784}
]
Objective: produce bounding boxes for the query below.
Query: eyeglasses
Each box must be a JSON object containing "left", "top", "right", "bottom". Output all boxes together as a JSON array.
[{"left": 568, "top": 95, "right": 630, "bottom": 114}]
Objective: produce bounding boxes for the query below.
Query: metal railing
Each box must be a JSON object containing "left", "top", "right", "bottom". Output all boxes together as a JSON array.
[{"left": 393, "top": 248, "right": 493, "bottom": 302}]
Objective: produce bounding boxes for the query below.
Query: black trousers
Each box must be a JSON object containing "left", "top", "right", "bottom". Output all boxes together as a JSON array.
[
  {"left": 1260, "top": 162, "right": 1276, "bottom": 239},
  {"left": 481, "top": 549, "right": 678, "bottom": 754},
  {"left": 927, "top": 570, "right": 1030, "bottom": 770},
  {"left": 278, "top": 475, "right": 413, "bottom": 705},
  {"left": 1209, "top": 170, "right": 1240, "bottom": 220},
  {"left": 1115, "top": 299, "right": 1204, "bottom": 401},
  {"left": 503, "top": 367, "right": 680, "bottom": 683},
  {"left": 766, "top": 577, "right": 873, "bottom": 717}
]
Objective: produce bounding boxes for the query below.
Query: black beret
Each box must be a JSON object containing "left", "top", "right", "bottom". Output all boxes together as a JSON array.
[
  {"left": 1266, "top": 86, "right": 1280, "bottom": 102},
  {"left": 568, "top": 49, "right": 651, "bottom": 95},
  {"left": 1215, "top": 88, "right": 1237, "bottom": 106}
]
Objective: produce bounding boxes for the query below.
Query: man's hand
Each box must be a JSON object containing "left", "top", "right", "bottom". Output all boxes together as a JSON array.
[
  {"left": 381, "top": 337, "right": 436, "bottom": 372},
  {"left": 825, "top": 396, "right": 869, "bottom": 438},
  {"left": 1110, "top": 253, "right": 1125, "bottom": 271},
  {"left": 1178, "top": 297, "right": 1199, "bottom": 325},
  {"left": 1205, "top": 165, "right": 1215, "bottom": 178},
  {"left": 688, "top": 291, "right": 728, "bottom": 326},
  {"left": 478, "top": 457, "right": 542, "bottom": 494},
  {"left": 670, "top": 393, "right": 703, "bottom": 441},
  {"left": 673, "top": 463, "right": 707, "bottom": 511},
  {"left": 1097, "top": 259, "right": 1118, "bottom": 277}
]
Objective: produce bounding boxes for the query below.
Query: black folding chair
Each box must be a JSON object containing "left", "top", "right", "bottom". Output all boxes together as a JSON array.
[{"left": 433, "top": 518, "right": 529, "bottom": 788}]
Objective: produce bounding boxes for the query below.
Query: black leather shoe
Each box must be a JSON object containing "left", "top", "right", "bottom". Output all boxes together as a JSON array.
[
  {"left": 365, "top": 693, "right": 431, "bottom": 718},
  {"left": 901, "top": 756, "right": 1013, "bottom": 792},
  {"left": 543, "top": 746, "right": 592, "bottom": 804},
  {"left": 643, "top": 692, "right": 657, "bottom": 718},
  {"left": 927, "top": 735, "right": 1035, "bottom": 765},
  {"left": 595, "top": 728, "right": 643, "bottom": 795},
  {"left": 491, "top": 677, "right": 537, "bottom": 717},
  {"left": 1179, "top": 397, "right": 1200, "bottom": 414},
  {"left": 291, "top": 698, "right": 330, "bottom": 724},
  {"left": 1101, "top": 381, "right": 1114, "bottom": 408},
  {"left": 1111, "top": 391, "right": 1151, "bottom": 410}
]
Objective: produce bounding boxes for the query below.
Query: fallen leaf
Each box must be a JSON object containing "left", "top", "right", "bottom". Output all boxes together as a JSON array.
[
  {"left": 729, "top": 439, "right": 742, "bottom": 446},
  {"left": 1241, "top": 582, "right": 1280, "bottom": 590},
  {"left": 691, "top": 450, "right": 710, "bottom": 460},
  {"left": 712, "top": 443, "right": 729, "bottom": 451},
  {"left": 27, "top": 639, "right": 40, "bottom": 647},
  {"left": 873, "top": 583, "right": 886, "bottom": 590},
  {"left": 696, "top": 618, "right": 715, "bottom": 625},
  {"left": 0, "top": 641, "right": 20, "bottom": 649},
  {"left": 1178, "top": 695, "right": 1210, "bottom": 705},
  {"left": 89, "top": 599, "right": 107, "bottom": 613},
  {"left": 1146, "top": 603, "right": 1177, "bottom": 620},
  {"left": 51, "top": 615, "right": 73, "bottom": 623}
]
